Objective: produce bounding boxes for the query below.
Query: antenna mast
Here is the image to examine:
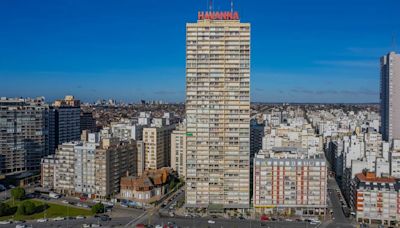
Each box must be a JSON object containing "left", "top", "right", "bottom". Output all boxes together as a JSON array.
[
  {"left": 209, "top": 0, "right": 213, "bottom": 12},
  {"left": 231, "top": 0, "right": 234, "bottom": 13},
  {"left": 392, "top": 33, "right": 398, "bottom": 52}
]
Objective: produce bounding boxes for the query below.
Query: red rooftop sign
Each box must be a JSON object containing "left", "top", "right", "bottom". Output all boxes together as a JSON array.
[{"left": 198, "top": 11, "right": 239, "bottom": 20}]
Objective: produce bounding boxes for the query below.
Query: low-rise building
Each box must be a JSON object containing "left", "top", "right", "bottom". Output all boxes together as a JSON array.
[{"left": 119, "top": 167, "right": 174, "bottom": 204}]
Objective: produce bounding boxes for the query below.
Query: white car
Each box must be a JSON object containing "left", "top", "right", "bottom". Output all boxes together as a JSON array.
[
  {"left": 52, "top": 217, "right": 65, "bottom": 221},
  {"left": 15, "top": 225, "right": 32, "bottom": 228},
  {"left": 208, "top": 220, "right": 216, "bottom": 224},
  {"left": 0, "top": 221, "right": 12, "bottom": 225},
  {"left": 103, "top": 201, "right": 114, "bottom": 206},
  {"left": 76, "top": 216, "right": 86, "bottom": 219},
  {"left": 310, "top": 220, "right": 321, "bottom": 225},
  {"left": 82, "top": 224, "right": 91, "bottom": 228},
  {"left": 91, "top": 224, "right": 101, "bottom": 227},
  {"left": 62, "top": 200, "right": 69, "bottom": 204},
  {"left": 37, "top": 218, "right": 48, "bottom": 223}
]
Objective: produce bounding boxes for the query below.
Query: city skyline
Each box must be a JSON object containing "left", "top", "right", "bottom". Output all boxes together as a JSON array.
[{"left": 0, "top": 0, "right": 399, "bottom": 103}]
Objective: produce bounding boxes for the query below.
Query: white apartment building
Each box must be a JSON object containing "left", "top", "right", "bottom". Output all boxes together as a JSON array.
[
  {"left": 262, "top": 123, "right": 322, "bottom": 156},
  {"left": 110, "top": 119, "right": 144, "bottom": 141},
  {"left": 351, "top": 171, "right": 400, "bottom": 226},
  {"left": 74, "top": 139, "right": 98, "bottom": 196},
  {"left": 185, "top": 11, "right": 251, "bottom": 209},
  {"left": 390, "top": 140, "right": 400, "bottom": 178}
]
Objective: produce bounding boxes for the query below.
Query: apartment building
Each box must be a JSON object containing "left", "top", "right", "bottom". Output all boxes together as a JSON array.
[
  {"left": 253, "top": 148, "right": 327, "bottom": 216},
  {"left": 80, "top": 111, "right": 97, "bottom": 133},
  {"left": 74, "top": 139, "right": 98, "bottom": 196},
  {"left": 54, "top": 142, "right": 77, "bottom": 195},
  {"left": 0, "top": 97, "right": 49, "bottom": 175},
  {"left": 41, "top": 133, "right": 136, "bottom": 198},
  {"left": 110, "top": 119, "right": 144, "bottom": 141},
  {"left": 49, "top": 96, "right": 81, "bottom": 154},
  {"left": 141, "top": 122, "right": 175, "bottom": 171},
  {"left": 95, "top": 138, "right": 137, "bottom": 197},
  {"left": 170, "top": 123, "right": 187, "bottom": 178},
  {"left": 40, "top": 155, "right": 56, "bottom": 190},
  {"left": 185, "top": 10, "right": 251, "bottom": 209},
  {"left": 351, "top": 171, "right": 400, "bottom": 226}
]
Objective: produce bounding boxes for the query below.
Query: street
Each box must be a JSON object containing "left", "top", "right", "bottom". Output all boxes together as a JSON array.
[{"left": 322, "top": 178, "right": 355, "bottom": 228}]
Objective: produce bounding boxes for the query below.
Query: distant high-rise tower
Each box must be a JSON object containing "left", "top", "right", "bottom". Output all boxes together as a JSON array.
[
  {"left": 185, "top": 11, "right": 251, "bottom": 209},
  {"left": 49, "top": 96, "right": 81, "bottom": 154},
  {"left": 380, "top": 52, "right": 400, "bottom": 143}
]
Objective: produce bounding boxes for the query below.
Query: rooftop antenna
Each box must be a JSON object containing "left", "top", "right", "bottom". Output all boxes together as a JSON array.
[
  {"left": 209, "top": 0, "right": 213, "bottom": 12},
  {"left": 231, "top": 0, "right": 234, "bottom": 13}
]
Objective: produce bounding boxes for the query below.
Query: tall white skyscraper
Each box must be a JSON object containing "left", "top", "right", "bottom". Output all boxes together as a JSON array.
[
  {"left": 185, "top": 11, "right": 251, "bottom": 209},
  {"left": 381, "top": 52, "right": 400, "bottom": 143}
]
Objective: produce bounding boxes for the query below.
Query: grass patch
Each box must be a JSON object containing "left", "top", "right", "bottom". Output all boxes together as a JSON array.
[{"left": 0, "top": 199, "right": 94, "bottom": 221}]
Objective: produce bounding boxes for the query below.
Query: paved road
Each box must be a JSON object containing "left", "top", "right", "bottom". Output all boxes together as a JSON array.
[
  {"left": 322, "top": 178, "right": 355, "bottom": 228},
  {"left": 159, "top": 189, "right": 185, "bottom": 214},
  {"left": 0, "top": 217, "right": 132, "bottom": 228},
  {"left": 125, "top": 186, "right": 185, "bottom": 227},
  {"left": 150, "top": 216, "right": 319, "bottom": 228}
]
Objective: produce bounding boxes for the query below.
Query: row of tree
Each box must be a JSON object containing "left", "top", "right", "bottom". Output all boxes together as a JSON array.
[{"left": 0, "top": 201, "right": 47, "bottom": 217}]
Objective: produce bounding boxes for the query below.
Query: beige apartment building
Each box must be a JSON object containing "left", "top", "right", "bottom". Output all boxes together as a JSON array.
[
  {"left": 141, "top": 124, "right": 175, "bottom": 171},
  {"left": 95, "top": 138, "right": 137, "bottom": 197},
  {"left": 171, "top": 124, "right": 187, "bottom": 178},
  {"left": 54, "top": 142, "right": 77, "bottom": 195},
  {"left": 185, "top": 11, "right": 251, "bottom": 209}
]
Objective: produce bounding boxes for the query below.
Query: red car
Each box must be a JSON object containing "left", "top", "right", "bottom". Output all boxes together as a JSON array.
[{"left": 260, "top": 214, "right": 269, "bottom": 221}]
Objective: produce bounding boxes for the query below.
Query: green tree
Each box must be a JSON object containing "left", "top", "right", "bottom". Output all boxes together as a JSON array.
[
  {"left": 17, "top": 204, "right": 25, "bottom": 215},
  {"left": 169, "top": 178, "right": 176, "bottom": 191},
  {"left": 22, "top": 201, "right": 36, "bottom": 215},
  {"left": 11, "top": 187, "right": 25, "bottom": 201},
  {"left": 17, "top": 201, "right": 36, "bottom": 215},
  {"left": 91, "top": 203, "right": 105, "bottom": 214},
  {"left": 0, "top": 203, "right": 11, "bottom": 216}
]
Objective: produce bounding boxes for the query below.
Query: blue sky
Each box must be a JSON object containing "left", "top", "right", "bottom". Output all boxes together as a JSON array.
[{"left": 0, "top": 0, "right": 399, "bottom": 103}]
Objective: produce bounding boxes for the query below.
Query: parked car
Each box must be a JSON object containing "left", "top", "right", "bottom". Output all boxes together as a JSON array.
[
  {"left": 49, "top": 192, "right": 61, "bottom": 199},
  {"left": 52, "top": 217, "right": 65, "bottom": 221},
  {"left": 208, "top": 220, "right": 216, "bottom": 224},
  {"left": 15, "top": 225, "right": 32, "bottom": 228},
  {"left": 36, "top": 218, "right": 48, "bottom": 223}
]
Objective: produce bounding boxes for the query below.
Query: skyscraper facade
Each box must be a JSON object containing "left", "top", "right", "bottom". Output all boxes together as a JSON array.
[
  {"left": 185, "top": 11, "right": 251, "bottom": 209},
  {"left": 381, "top": 52, "right": 400, "bottom": 143},
  {"left": 49, "top": 96, "right": 81, "bottom": 154}
]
